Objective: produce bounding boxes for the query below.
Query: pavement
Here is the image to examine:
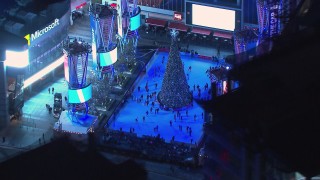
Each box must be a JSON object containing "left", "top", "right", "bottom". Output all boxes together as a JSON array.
[
  {"left": 101, "top": 151, "right": 203, "bottom": 180},
  {"left": 0, "top": 77, "right": 69, "bottom": 162}
]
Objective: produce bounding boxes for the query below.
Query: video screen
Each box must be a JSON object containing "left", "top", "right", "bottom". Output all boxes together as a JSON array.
[
  {"left": 130, "top": 7, "right": 141, "bottom": 31},
  {"left": 189, "top": 4, "right": 236, "bottom": 31},
  {"left": 98, "top": 46, "right": 118, "bottom": 67},
  {"left": 68, "top": 84, "right": 92, "bottom": 103},
  {"left": 5, "top": 49, "right": 29, "bottom": 68}
]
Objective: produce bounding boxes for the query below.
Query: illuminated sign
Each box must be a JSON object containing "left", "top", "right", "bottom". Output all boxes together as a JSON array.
[
  {"left": 110, "top": 3, "right": 117, "bottom": 9},
  {"left": 23, "top": 55, "right": 64, "bottom": 88},
  {"left": 68, "top": 84, "right": 92, "bottom": 103},
  {"left": 99, "top": 46, "right": 118, "bottom": 66},
  {"left": 269, "top": 4, "right": 279, "bottom": 37},
  {"left": 90, "top": 14, "right": 97, "bottom": 65},
  {"left": 76, "top": 2, "right": 86, "bottom": 10},
  {"left": 91, "top": 28, "right": 97, "bottom": 61},
  {"left": 24, "top": 19, "right": 60, "bottom": 45},
  {"left": 5, "top": 49, "right": 29, "bottom": 68},
  {"left": 174, "top": 12, "right": 182, "bottom": 21},
  {"left": 130, "top": 13, "right": 141, "bottom": 31},
  {"left": 192, "top": 4, "right": 235, "bottom": 31}
]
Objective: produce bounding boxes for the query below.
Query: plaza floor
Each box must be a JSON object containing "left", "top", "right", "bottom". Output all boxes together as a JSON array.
[{"left": 108, "top": 51, "right": 218, "bottom": 144}]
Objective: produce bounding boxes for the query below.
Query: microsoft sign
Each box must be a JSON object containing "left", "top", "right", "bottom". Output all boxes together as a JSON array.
[{"left": 25, "top": 18, "right": 60, "bottom": 45}]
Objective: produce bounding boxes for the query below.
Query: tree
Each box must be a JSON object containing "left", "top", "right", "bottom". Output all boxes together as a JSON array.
[{"left": 158, "top": 29, "right": 192, "bottom": 109}]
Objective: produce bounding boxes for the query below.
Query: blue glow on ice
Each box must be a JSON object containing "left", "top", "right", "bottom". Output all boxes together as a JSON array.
[{"left": 108, "top": 52, "right": 218, "bottom": 144}]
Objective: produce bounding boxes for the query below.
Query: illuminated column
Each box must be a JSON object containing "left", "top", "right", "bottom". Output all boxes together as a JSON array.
[
  {"left": 0, "top": 52, "right": 8, "bottom": 129},
  {"left": 63, "top": 38, "right": 92, "bottom": 118},
  {"left": 118, "top": 0, "right": 141, "bottom": 62},
  {"left": 90, "top": 3, "right": 118, "bottom": 76}
]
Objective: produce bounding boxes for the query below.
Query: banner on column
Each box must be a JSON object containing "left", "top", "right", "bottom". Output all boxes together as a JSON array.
[{"left": 268, "top": 3, "right": 280, "bottom": 37}]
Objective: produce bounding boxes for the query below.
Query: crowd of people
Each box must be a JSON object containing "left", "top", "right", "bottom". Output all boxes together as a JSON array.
[{"left": 100, "top": 129, "right": 199, "bottom": 166}]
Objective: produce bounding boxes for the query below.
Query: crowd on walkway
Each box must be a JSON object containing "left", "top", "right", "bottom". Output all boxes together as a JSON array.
[{"left": 100, "top": 129, "right": 199, "bottom": 166}]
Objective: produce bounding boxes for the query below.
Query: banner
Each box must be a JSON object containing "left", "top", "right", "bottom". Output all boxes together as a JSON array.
[{"left": 268, "top": 4, "right": 280, "bottom": 37}]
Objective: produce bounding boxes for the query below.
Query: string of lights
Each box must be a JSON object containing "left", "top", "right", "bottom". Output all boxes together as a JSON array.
[{"left": 157, "top": 29, "right": 192, "bottom": 109}]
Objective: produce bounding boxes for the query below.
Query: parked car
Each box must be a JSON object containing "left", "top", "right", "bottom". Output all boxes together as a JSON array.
[{"left": 53, "top": 93, "right": 62, "bottom": 118}]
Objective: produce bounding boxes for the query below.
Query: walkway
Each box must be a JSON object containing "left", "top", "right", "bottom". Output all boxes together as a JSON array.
[{"left": 0, "top": 77, "right": 69, "bottom": 162}]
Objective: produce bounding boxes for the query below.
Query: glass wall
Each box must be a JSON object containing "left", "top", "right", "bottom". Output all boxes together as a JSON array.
[
  {"left": 7, "top": 75, "right": 24, "bottom": 115},
  {"left": 26, "top": 10, "right": 70, "bottom": 78}
]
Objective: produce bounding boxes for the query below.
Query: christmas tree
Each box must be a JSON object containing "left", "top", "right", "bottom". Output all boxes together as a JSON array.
[{"left": 158, "top": 29, "right": 192, "bottom": 109}]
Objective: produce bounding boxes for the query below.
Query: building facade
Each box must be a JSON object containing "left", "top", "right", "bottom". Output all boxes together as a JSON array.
[{"left": 0, "top": 0, "right": 71, "bottom": 126}]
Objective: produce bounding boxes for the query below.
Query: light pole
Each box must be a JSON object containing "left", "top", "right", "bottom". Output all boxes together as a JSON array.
[{"left": 0, "top": 50, "right": 9, "bottom": 129}]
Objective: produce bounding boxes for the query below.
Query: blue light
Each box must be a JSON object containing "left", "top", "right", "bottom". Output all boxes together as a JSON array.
[{"left": 130, "top": 8, "right": 141, "bottom": 31}]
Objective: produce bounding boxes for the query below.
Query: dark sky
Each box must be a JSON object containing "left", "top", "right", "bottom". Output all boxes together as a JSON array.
[
  {"left": 0, "top": 0, "right": 66, "bottom": 16},
  {"left": 0, "top": 0, "right": 16, "bottom": 16}
]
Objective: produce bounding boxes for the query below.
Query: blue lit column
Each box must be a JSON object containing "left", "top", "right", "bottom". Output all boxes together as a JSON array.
[
  {"left": 90, "top": 4, "right": 118, "bottom": 78},
  {"left": 63, "top": 38, "right": 92, "bottom": 119},
  {"left": 0, "top": 52, "right": 8, "bottom": 129}
]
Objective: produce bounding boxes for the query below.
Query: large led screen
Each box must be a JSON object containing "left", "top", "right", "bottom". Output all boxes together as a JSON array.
[
  {"left": 5, "top": 49, "right": 29, "bottom": 68},
  {"left": 68, "top": 84, "right": 92, "bottom": 103},
  {"left": 130, "top": 13, "right": 141, "bottom": 31},
  {"left": 98, "top": 46, "right": 117, "bottom": 67},
  {"left": 192, "top": 4, "right": 235, "bottom": 31},
  {"left": 130, "top": 7, "right": 141, "bottom": 31}
]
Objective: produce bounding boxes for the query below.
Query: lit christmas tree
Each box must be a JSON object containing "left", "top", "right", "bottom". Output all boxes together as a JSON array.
[{"left": 158, "top": 29, "right": 192, "bottom": 109}]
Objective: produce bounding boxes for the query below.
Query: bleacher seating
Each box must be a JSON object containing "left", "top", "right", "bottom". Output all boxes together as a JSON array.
[{"left": 101, "top": 129, "right": 199, "bottom": 166}]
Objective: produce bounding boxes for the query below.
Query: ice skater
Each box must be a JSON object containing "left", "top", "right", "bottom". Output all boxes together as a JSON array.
[{"left": 52, "top": 87, "right": 54, "bottom": 94}]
